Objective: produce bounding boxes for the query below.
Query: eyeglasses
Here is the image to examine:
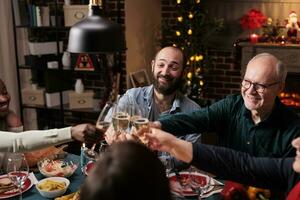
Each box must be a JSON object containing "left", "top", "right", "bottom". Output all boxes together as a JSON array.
[{"left": 241, "top": 79, "right": 280, "bottom": 93}]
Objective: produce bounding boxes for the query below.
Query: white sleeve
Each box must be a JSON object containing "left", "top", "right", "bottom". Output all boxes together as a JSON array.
[{"left": 0, "top": 127, "right": 73, "bottom": 152}]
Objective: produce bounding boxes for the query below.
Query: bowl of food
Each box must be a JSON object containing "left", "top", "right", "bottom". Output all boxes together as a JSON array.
[
  {"left": 37, "top": 153, "right": 78, "bottom": 177},
  {"left": 36, "top": 177, "right": 70, "bottom": 198}
]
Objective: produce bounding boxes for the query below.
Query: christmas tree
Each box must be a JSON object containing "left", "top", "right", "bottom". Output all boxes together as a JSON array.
[{"left": 161, "top": 0, "right": 223, "bottom": 104}]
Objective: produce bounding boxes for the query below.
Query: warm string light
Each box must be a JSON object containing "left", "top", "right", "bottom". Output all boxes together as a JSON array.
[
  {"left": 174, "top": 0, "right": 208, "bottom": 99},
  {"left": 177, "top": 16, "right": 183, "bottom": 22},
  {"left": 199, "top": 80, "right": 204, "bottom": 86}
]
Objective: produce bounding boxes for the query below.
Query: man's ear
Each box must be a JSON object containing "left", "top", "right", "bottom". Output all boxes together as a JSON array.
[{"left": 151, "top": 60, "right": 155, "bottom": 71}]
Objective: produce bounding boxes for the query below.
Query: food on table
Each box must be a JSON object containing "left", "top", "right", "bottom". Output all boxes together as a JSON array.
[
  {"left": 25, "top": 146, "right": 66, "bottom": 167},
  {"left": 0, "top": 177, "right": 12, "bottom": 186},
  {"left": 247, "top": 186, "right": 271, "bottom": 200},
  {"left": 0, "top": 177, "right": 16, "bottom": 194},
  {"left": 37, "top": 180, "right": 66, "bottom": 192},
  {"left": 39, "top": 159, "right": 78, "bottom": 177},
  {"left": 55, "top": 191, "right": 80, "bottom": 200},
  {"left": 84, "top": 161, "right": 95, "bottom": 176}
]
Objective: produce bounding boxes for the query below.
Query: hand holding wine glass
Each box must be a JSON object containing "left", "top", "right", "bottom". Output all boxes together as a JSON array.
[{"left": 6, "top": 153, "right": 29, "bottom": 200}]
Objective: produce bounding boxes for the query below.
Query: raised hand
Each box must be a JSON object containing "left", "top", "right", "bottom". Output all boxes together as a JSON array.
[
  {"left": 146, "top": 128, "right": 193, "bottom": 163},
  {"left": 71, "top": 124, "right": 97, "bottom": 144}
]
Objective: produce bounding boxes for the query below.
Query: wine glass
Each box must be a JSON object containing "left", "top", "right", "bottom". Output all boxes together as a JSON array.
[
  {"left": 111, "top": 102, "right": 130, "bottom": 133},
  {"left": 94, "top": 103, "right": 112, "bottom": 148},
  {"left": 159, "top": 153, "right": 174, "bottom": 176},
  {"left": 6, "top": 153, "right": 29, "bottom": 200},
  {"left": 80, "top": 143, "right": 98, "bottom": 173},
  {"left": 99, "top": 140, "right": 109, "bottom": 155}
]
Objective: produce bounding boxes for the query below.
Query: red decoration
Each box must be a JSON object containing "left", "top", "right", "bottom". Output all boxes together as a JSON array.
[
  {"left": 250, "top": 33, "right": 259, "bottom": 43},
  {"left": 240, "top": 9, "right": 267, "bottom": 30},
  {"left": 75, "top": 54, "right": 95, "bottom": 71}
]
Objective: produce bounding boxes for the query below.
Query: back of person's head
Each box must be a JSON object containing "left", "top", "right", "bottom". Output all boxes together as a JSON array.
[{"left": 80, "top": 141, "right": 171, "bottom": 200}]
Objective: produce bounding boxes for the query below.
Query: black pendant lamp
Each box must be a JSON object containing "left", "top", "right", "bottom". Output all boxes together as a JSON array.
[{"left": 67, "top": 0, "right": 124, "bottom": 53}]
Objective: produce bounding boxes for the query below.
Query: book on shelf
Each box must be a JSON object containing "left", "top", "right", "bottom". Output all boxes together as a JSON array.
[
  {"left": 40, "top": 6, "right": 50, "bottom": 26},
  {"left": 36, "top": 6, "right": 41, "bottom": 26},
  {"left": 12, "top": 0, "right": 29, "bottom": 26},
  {"left": 26, "top": 4, "right": 50, "bottom": 27}
]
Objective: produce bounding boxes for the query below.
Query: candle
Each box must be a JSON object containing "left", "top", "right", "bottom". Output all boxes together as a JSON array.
[{"left": 250, "top": 33, "right": 259, "bottom": 43}]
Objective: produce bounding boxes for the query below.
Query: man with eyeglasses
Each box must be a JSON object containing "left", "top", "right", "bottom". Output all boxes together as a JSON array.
[{"left": 152, "top": 53, "right": 300, "bottom": 158}]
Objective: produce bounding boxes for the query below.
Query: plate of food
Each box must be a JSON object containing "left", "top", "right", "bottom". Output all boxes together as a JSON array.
[
  {"left": 38, "top": 153, "right": 78, "bottom": 177},
  {"left": 83, "top": 161, "right": 95, "bottom": 176},
  {"left": 168, "top": 171, "right": 214, "bottom": 197},
  {"left": 0, "top": 173, "right": 33, "bottom": 199}
]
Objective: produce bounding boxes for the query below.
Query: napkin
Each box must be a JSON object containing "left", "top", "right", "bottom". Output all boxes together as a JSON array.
[
  {"left": 29, "top": 172, "right": 38, "bottom": 185},
  {"left": 202, "top": 178, "right": 224, "bottom": 198},
  {"left": 170, "top": 175, "right": 224, "bottom": 199}
]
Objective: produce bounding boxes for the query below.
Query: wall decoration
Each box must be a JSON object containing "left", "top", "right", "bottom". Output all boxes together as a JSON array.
[
  {"left": 129, "top": 69, "right": 150, "bottom": 88},
  {"left": 74, "top": 54, "right": 95, "bottom": 71}
]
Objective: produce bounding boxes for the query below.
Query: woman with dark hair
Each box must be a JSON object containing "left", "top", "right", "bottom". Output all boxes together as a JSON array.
[{"left": 80, "top": 141, "right": 171, "bottom": 200}]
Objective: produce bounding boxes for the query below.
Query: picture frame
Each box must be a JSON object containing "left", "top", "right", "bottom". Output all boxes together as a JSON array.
[{"left": 129, "top": 69, "right": 150, "bottom": 88}]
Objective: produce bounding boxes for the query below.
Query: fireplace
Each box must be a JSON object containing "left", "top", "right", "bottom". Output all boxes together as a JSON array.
[{"left": 238, "top": 42, "right": 300, "bottom": 111}]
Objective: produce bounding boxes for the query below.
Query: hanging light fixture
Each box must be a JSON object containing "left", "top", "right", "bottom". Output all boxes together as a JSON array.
[{"left": 67, "top": 0, "right": 124, "bottom": 53}]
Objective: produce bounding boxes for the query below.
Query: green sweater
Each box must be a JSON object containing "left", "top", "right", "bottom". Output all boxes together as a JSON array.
[{"left": 159, "top": 94, "right": 300, "bottom": 157}]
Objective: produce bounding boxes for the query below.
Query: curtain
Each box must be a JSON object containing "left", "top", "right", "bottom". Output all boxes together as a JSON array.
[{"left": 0, "top": 0, "right": 20, "bottom": 116}]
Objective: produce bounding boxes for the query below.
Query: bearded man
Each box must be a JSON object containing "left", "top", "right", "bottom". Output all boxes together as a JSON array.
[{"left": 104, "top": 46, "right": 200, "bottom": 169}]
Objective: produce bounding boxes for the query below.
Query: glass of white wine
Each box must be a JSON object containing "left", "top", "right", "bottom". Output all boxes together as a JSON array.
[
  {"left": 6, "top": 153, "right": 29, "bottom": 200},
  {"left": 112, "top": 102, "right": 130, "bottom": 133}
]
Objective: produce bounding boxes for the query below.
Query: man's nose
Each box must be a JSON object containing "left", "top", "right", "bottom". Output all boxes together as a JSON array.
[
  {"left": 160, "top": 66, "right": 170, "bottom": 76},
  {"left": 247, "top": 83, "right": 258, "bottom": 94}
]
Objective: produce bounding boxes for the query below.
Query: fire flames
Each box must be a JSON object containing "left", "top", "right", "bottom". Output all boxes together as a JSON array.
[{"left": 279, "top": 92, "right": 300, "bottom": 107}]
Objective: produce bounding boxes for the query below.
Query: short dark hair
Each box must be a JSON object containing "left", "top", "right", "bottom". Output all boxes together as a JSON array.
[{"left": 80, "top": 141, "right": 171, "bottom": 200}]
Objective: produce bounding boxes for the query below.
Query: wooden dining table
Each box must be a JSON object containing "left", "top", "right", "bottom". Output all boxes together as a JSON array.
[{"left": 8, "top": 154, "right": 223, "bottom": 200}]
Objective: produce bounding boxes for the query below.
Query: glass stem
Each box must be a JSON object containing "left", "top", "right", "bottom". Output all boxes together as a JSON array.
[{"left": 19, "top": 182, "right": 22, "bottom": 200}]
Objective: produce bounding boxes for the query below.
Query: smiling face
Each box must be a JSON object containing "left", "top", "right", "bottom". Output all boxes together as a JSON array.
[
  {"left": 152, "top": 47, "right": 184, "bottom": 95},
  {"left": 241, "top": 54, "right": 284, "bottom": 115},
  {"left": 0, "top": 79, "right": 10, "bottom": 117},
  {"left": 292, "top": 137, "right": 300, "bottom": 173}
]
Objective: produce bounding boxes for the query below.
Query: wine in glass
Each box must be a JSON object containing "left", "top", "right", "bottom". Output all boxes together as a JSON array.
[
  {"left": 112, "top": 102, "right": 130, "bottom": 133},
  {"left": 6, "top": 153, "right": 29, "bottom": 200},
  {"left": 132, "top": 117, "right": 149, "bottom": 131},
  {"left": 127, "top": 101, "right": 143, "bottom": 129},
  {"left": 95, "top": 103, "right": 112, "bottom": 142}
]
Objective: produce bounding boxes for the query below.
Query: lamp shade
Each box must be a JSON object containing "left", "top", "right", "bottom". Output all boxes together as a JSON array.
[{"left": 67, "top": 3, "right": 124, "bottom": 53}]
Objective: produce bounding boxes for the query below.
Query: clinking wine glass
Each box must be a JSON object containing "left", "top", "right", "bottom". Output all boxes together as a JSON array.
[
  {"left": 112, "top": 102, "right": 130, "bottom": 134},
  {"left": 81, "top": 103, "right": 112, "bottom": 172},
  {"left": 6, "top": 153, "right": 29, "bottom": 200},
  {"left": 95, "top": 103, "right": 112, "bottom": 143},
  {"left": 132, "top": 117, "right": 149, "bottom": 141}
]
